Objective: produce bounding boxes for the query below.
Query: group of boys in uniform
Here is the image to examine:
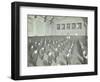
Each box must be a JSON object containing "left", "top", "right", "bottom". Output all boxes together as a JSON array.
[{"left": 28, "top": 36, "right": 87, "bottom": 66}]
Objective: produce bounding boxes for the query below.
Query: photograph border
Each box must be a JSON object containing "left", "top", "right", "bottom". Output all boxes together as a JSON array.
[{"left": 11, "top": 1, "right": 98, "bottom": 80}]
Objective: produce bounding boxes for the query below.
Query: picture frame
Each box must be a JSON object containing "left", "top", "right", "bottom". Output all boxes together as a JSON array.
[{"left": 11, "top": 1, "right": 98, "bottom": 80}]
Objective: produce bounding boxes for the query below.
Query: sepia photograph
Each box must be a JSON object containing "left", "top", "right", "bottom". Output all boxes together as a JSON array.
[{"left": 27, "top": 15, "right": 88, "bottom": 67}]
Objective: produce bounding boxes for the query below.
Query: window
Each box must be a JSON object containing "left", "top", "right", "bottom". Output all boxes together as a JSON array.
[
  {"left": 77, "top": 23, "right": 82, "bottom": 29},
  {"left": 72, "top": 23, "right": 76, "bottom": 29},
  {"left": 62, "top": 24, "right": 65, "bottom": 30},
  {"left": 57, "top": 24, "right": 60, "bottom": 30},
  {"left": 66, "top": 23, "right": 70, "bottom": 29}
]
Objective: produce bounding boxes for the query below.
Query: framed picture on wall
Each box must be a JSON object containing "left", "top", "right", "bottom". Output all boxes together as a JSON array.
[{"left": 11, "top": 1, "right": 98, "bottom": 80}]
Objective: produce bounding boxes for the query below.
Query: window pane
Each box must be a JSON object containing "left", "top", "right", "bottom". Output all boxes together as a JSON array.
[
  {"left": 77, "top": 23, "right": 82, "bottom": 29},
  {"left": 57, "top": 24, "right": 60, "bottom": 30},
  {"left": 66, "top": 23, "right": 70, "bottom": 29},
  {"left": 62, "top": 24, "right": 65, "bottom": 30},
  {"left": 72, "top": 23, "right": 76, "bottom": 29}
]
